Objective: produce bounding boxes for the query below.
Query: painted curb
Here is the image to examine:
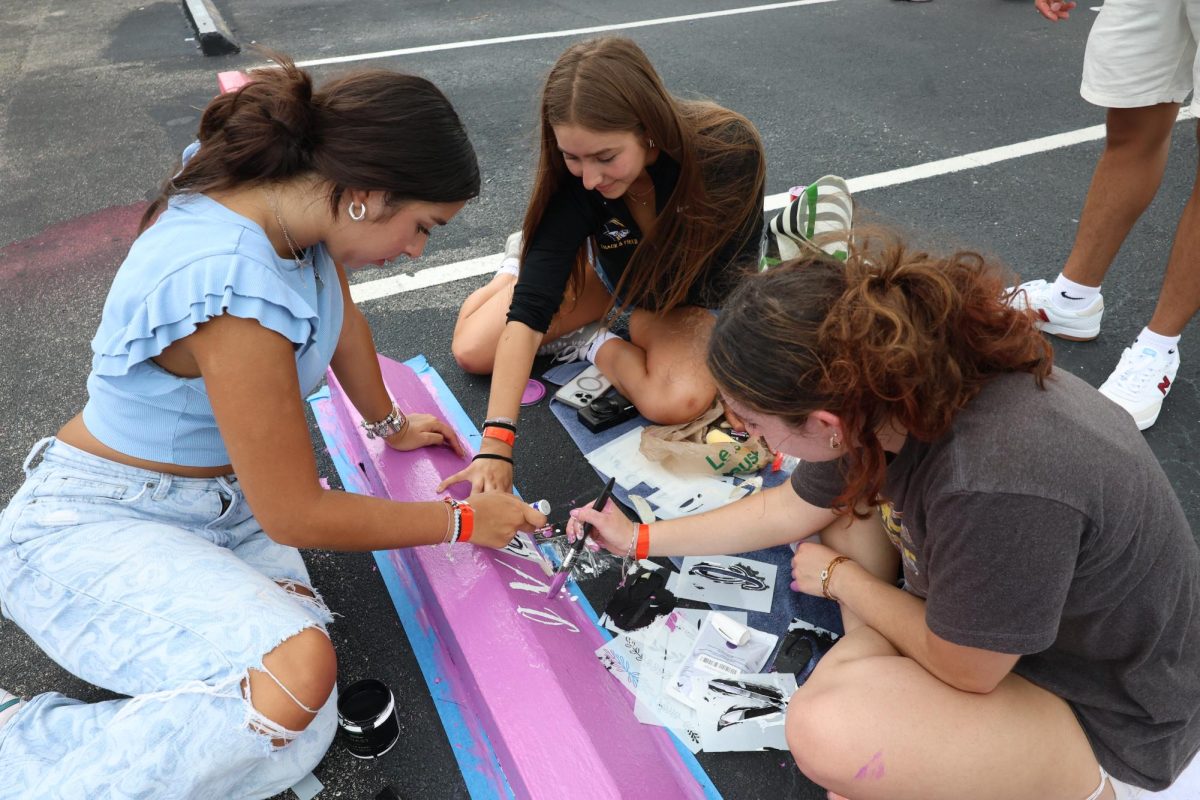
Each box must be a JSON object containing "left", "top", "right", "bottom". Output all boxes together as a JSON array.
[
  {"left": 316, "top": 355, "right": 721, "bottom": 800},
  {"left": 181, "top": 0, "right": 239, "bottom": 56}
]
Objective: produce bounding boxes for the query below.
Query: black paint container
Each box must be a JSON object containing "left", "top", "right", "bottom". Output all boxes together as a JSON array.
[{"left": 337, "top": 679, "right": 400, "bottom": 759}]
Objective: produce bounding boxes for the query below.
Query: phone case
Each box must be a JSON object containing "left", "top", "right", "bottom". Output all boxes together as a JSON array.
[{"left": 553, "top": 365, "right": 612, "bottom": 409}]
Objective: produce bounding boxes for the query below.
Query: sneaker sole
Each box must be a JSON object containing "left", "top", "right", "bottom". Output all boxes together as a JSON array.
[
  {"left": 1099, "top": 390, "right": 1162, "bottom": 431},
  {"left": 1038, "top": 322, "right": 1100, "bottom": 342}
]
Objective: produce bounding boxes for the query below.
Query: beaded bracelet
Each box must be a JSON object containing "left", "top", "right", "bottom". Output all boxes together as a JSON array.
[
  {"left": 361, "top": 403, "right": 408, "bottom": 440},
  {"left": 442, "top": 498, "right": 476, "bottom": 544}
]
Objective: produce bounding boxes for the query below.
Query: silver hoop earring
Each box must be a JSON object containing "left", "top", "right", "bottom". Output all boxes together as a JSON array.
[
  {"left": 348, "top": 201, "right": 366, "bottom": 221},
  {"left": 829, "top": 434, "right": 841, "bottom": 450}
]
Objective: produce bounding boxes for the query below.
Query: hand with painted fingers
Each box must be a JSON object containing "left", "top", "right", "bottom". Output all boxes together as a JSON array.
[
  {"left": 1034, "top": 0, "right": 1076, "bottom": 21},
  {"left": 436, "top": 454, "right": 513, "bottom": 495},
  {"left": 385, "top": 413, "right": 465, "bottom": 457},
  {"left": 463, "top": 491, "right": 547, "bottom": 549},
  {"left": 567, "top": 499, "right": 635, "bottom": 555},
  {"left": 790, "top": 540, "right": 852, "bottom": 599}
]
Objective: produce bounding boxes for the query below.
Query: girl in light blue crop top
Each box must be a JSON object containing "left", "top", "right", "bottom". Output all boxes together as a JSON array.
[{"left": 0, "top": 56, "right": 545, "bottom": 800}]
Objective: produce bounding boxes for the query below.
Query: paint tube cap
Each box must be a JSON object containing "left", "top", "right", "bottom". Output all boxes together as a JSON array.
[
  {"left": 529, "top": 499, "right": 551, "bottom": 515},
  {"left": 711, "top": 612, "right": 750, "bottom": 647}
]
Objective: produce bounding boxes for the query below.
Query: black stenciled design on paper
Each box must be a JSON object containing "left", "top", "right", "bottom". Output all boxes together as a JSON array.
[
  {"left": 708, "top": 678, "right": 788, "bottom": 735},
  {"left": 687, "top": 561, "right": 769, "bottom": 591},
  {"left": 717, "top": 704, "right": 784, "bottom": 732}
]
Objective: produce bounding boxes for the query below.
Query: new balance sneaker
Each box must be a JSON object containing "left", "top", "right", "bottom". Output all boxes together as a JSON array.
[
  {"left": 1099, "top": 344, "right": 1180, "bottom": 431},
  {"left": 536, "top": 321, "right": 603, "bottom": 362},
  {"left": 1008, "top": 279, "right": 1103, "bottom": 341},
  {"left": 0, "top": 690, "right": 22, "bottom": 730}
]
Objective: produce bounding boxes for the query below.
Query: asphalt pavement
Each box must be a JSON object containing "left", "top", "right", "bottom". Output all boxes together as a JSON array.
[{"left": 1, "top": 1, "right": 1197, "bottom": 798}]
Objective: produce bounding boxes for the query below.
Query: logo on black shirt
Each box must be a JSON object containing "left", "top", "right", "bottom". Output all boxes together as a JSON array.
[{"left": 601, "top": 218, "right": 632, "bottom": 244}]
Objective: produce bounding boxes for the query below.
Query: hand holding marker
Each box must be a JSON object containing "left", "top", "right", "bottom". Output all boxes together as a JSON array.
[{"left": 546, "top": 478, "right": 616, "bottom": 600}]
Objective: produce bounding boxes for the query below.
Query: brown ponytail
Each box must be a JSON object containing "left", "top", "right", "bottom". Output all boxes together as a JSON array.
[
  {"left": 707, "top": 233, "right": 1053, "bottom": 515},
  {"left": 141, "top": 53, "right": 479, "bottom": 231}
]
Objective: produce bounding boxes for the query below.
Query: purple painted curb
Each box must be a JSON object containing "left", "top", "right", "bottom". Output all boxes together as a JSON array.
[{"left": 325, "top": 357, "right": 710, "bottom": 800}]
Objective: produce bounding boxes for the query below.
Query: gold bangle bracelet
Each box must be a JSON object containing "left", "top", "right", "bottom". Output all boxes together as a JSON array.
[{"left": 820, "top": 555, "right": 851, "bottom": 602}]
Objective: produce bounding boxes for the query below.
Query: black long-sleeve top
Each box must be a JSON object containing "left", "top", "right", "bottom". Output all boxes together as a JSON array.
[{"left": 507, "top": 140, "right": 765, "bottom": 333}]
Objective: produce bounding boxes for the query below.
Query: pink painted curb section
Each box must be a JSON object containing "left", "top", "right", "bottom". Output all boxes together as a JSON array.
[
  {"left": 217, "top": 70, "right": 251, "bottom": 94},
  {"left": 326, "top": 357, "right": 709, "bottom": 800}
]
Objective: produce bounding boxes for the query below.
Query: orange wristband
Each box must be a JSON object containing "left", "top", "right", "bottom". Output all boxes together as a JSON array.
[
  {"left": 635, "top": 523, "right": 650, "bottom": 560},
  {"left": 482, "top": 426, "right": 515, "bottom": 447},
  {"left": 457, "top": 501, "right": 475, "bottom": 543}
]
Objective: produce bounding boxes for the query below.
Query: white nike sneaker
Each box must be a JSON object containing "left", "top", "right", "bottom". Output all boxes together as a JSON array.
[
  {"left": 536, "top": 321, "right": 603, "bottom": 362},
  {"left": 1099, "top": 344, "right": 1180, "bottom": 431},
  {"left": 1008, "top": 279, "right": 1104, "bottom": 341}
]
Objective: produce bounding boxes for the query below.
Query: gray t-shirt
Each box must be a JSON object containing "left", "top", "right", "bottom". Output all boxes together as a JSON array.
[{"left": 789, "top": 368, "right": 1200, "bottom": 790}]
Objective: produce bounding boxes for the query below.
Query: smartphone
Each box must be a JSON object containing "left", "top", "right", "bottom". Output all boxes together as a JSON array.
[{"left": 553, "top": 364, "right": 612, "bottom": 410}]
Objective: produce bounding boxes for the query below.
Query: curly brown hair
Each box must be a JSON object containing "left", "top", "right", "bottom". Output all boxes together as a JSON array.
[{"left": 707, "top": 234, "right": 1053, "bottom": 515}]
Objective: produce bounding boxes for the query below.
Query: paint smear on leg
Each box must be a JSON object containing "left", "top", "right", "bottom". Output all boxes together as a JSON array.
[{"left": 854, "top": 750, "right": 885, "bottom": 781}]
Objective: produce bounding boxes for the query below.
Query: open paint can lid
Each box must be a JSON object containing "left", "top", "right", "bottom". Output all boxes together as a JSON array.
[{"left": 521, "top": 379, "right": 546, "bottom": 406}]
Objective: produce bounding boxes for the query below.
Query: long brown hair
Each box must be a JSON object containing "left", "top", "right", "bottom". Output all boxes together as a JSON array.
[
  {"left": 708, "top": 234, "right": 1054, "bottom": 515},
  {"left": 140, "top": 54, "right": 479, "bottom": 231},
  {"left": 522, "top": 36, "right": 765, "bottom": 313}
]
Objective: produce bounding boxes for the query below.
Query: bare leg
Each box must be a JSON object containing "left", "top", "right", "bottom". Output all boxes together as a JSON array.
[
  {"left": 1062, "top": 104, "right": 1181, "bottom": 287},
  {"left": 786, "top": 626, "right": 1113, "bottom": 800},
  {"left": 451, "top": 268, "right": 611, "bottom": 374},
  {"left": 816, "top": 511, "right": 900, "bottom": 633},
  {"left": 1146, "top": 119, "right": 1200, "bottom": 336},
  {"left": 594, "top": 306, "right": 717, "bottom": 424}
]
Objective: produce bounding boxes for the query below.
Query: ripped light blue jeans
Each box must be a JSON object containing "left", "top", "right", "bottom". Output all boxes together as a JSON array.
[{"left": 0, "top": 439, "right": 337, "bottom": 800}]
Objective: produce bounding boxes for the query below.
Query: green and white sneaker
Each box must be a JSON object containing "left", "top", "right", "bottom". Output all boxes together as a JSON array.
[{"left": 0, "top": 690, "right": 23, "bottom": 729}]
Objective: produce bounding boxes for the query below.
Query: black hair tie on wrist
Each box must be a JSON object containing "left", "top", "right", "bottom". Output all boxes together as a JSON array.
[
  {"left": 481, "top": 420, "right": 517, "bottom": 433},
  {"left": 472, "top": 453, "right": 514, "bottom": 464}
]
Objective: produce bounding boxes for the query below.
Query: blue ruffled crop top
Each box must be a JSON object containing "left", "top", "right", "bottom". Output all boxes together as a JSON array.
[{"left": 82, "top": 192, "right": 344, "bottom": 467}]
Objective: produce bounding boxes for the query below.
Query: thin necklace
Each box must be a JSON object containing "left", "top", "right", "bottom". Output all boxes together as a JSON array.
[
  {"left": 625, "top": 177, "right": 654, "bottom": 207},
  {"left": 263, "top": 190, "right": 311, "bottom": 269}
]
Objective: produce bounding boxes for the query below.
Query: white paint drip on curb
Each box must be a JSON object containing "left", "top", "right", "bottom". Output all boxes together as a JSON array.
[
  {"left": 294, "top": 0, "right": 838, "bottom": 69},
  {"left": 350, "top": 108, "right": 1196, "bottom": 305}
]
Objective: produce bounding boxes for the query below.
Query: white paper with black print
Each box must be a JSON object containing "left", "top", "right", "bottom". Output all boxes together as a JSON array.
[
  {"left": 695, "top": 672, "right": 798, "bottom": 752},
  {"left": 667, "top": 612, "right": 778, "bottom": 708},
  {"left": 668, "top": 554, "right": 777, "bottom": 613}
]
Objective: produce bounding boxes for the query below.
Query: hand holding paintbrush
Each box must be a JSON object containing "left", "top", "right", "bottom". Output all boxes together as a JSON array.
[{"left": 546, "top": 477, "right": 616, "bottom": 600}]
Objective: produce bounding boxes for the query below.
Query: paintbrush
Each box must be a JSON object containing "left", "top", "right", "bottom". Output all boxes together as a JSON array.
[{"left": 545, "top": 477, "right": 616, "bottom": 600}]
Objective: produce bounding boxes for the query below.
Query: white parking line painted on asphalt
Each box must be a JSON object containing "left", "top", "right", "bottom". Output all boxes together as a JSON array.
[
  {"left": 349, "top": 108, "right": 1196, "bottom": 304},
  {"left": 294, "top": 0, "right": 838, "bottom": 68}
]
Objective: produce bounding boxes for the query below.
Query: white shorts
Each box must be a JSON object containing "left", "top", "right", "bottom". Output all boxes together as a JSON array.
[{"left": 1081, "top": 0, "right": 1199, "bottom": 112}]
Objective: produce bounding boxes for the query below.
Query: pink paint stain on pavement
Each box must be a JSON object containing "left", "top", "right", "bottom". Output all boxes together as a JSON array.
[
  {"left": 854, "top": 750, "right": 886, "bottom": 781},
  {"left": 0, "top": 202, "right": 148, "bottom": 283}
]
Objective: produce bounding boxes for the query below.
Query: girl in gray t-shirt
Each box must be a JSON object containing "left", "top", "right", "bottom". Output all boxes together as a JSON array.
[{"left": 574, "top": 241, "right": 1200, "bottom": 798}]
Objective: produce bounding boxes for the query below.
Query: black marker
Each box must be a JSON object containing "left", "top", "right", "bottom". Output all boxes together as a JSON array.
[{"left": 546, "top": 477, "right": 616, "bottom": 600}]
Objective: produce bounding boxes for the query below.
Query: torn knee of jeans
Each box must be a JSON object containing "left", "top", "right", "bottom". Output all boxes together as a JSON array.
[
  {"left": 241, "top": 669, "right": 307, "bottom": 751},
  {"left": 273, "top": 579, "right": 338, "bottom": 622}
]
